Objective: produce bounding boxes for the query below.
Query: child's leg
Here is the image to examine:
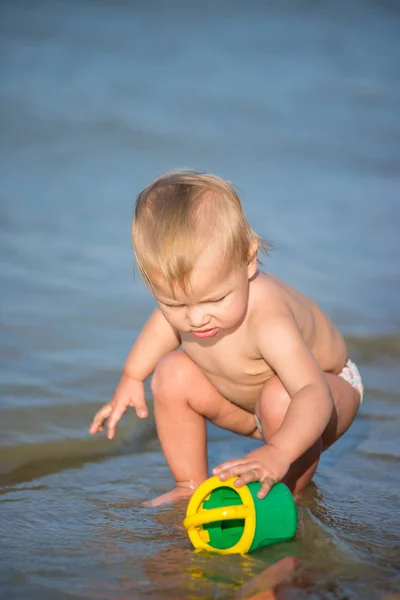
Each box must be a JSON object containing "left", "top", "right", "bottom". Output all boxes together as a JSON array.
[
  {"left": 148, "top": 350, "right": 260, "bottom": 506},
  {"left": 256, "top": 373, "right": 361, "bottom": 496}
]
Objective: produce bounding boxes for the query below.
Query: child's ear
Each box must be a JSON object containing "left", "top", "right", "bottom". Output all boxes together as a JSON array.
[{"left": 247, "top": 239, "right": 259, "bottom": 278}]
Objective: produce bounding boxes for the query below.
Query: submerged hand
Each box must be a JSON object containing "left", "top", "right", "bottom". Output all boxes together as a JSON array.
[
  {"left": 89, "top": 374, "right": 148, "bottom": 439},
  {"left": 212, "top": 444, "right": 291, "bottom": 499}
]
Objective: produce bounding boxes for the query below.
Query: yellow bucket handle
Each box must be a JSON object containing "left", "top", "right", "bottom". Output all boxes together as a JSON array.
[{"left": 183, "top": 504, "right": 249, "bottom": 530}]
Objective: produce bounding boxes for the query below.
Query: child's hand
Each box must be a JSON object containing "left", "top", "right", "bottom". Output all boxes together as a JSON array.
[
  {"left": 212, "top": 444, "right": 291, "bottom": 499},
  {"left": 89, "top": 374, "right": 148, "bottom": 440}
]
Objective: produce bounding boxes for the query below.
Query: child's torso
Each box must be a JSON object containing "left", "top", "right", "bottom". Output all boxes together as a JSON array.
[{"left": 180, "top": 272, "right": 348, "bottom": 411}]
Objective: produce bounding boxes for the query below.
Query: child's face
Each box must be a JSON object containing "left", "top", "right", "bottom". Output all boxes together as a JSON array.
[{"left": 151, "top": 245, "right": 257, "bottom": 339}]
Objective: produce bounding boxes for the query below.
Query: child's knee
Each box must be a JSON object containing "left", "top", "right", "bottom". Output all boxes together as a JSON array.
[
  {"left": 256, "top": 376, "right": 291, "bottom": 439},
  {"left": 151, "top": 350, "right": 194, "bottom": 402}
]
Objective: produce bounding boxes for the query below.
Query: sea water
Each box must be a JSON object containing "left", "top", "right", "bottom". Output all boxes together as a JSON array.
[{"left": 1, "top": 1, "right": 399, "bottom": 598}]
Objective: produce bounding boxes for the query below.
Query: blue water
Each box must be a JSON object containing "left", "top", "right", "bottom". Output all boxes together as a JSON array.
[{"left": 1, "top": 1, "right": 399, "bottom": 598}]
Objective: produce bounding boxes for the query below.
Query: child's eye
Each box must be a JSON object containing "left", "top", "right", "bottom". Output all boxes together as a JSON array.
[
  {"left": 212, "top": 294, "right": 228, "bottom": 303},
  {"left": 163, "top": 303, "right": 183, "bottom": 309}
]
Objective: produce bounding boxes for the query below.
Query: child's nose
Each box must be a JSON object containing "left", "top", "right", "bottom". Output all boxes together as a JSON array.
[{"left": 187, "top": 307, "right": 211, "bottom": 328}]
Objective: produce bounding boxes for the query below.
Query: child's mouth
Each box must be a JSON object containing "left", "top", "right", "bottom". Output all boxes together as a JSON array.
[{"left": 191, "top": 328, "right": 219, "bottom": 339}]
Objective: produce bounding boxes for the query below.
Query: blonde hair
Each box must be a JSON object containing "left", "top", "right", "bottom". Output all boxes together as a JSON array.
[{"left": 132, "top": 169, "right": 268, "bottom": 291}]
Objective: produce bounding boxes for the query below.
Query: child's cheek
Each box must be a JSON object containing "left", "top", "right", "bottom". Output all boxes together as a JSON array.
[
  {"left": 225, "top": 295, "right": 247, "bottom": 324},
  {"left": 158, "top": 306, "right": 179, "bottom": 327},
  {"left": 171, "top": 309, "right": 187, "bottom": 329}
]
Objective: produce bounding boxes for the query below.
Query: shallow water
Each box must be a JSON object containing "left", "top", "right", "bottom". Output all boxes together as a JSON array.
[{"left": 1, "top": 1, "right": 399, "bottom": 598}]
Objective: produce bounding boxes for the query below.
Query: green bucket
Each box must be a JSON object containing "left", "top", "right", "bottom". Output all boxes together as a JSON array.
[{"left": 184, "top": 476, "right": 297, "bottom": 554}]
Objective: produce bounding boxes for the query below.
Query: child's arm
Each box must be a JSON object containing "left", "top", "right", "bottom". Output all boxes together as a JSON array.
[
  {"left": 260, "top": 315, "right": 334, "bottom": 457},
  {"left": 123, "top": 308, "right": 181, "bottom": 381},
  {"left": 89, "top": 308, "right": 181, "bottom": 439},
  {"left": 213, "top": 314, "right": 334, "bottom": 496}
]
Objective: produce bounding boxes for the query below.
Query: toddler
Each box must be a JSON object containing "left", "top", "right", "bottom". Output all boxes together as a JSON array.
[{"left": 90, "top": 170, "right": 363, "bottom": 506}]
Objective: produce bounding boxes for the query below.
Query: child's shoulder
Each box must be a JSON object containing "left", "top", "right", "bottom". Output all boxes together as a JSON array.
[
  {"left": 248, "top": 271, "right": 305, "bottom": 327},
  {"left": 250, "top": 271, "right": 292, "bottom": 309}
]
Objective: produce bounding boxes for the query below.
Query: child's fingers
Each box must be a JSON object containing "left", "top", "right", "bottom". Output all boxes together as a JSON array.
[
  {"left": 256, "top": 476, "right": 276, "bottom": 499},
  {"left": 134, "top": 399, "right": 148, "bottom": 419},
  {"left": 106, "top": 403, "right": 128, "bottom": 440},
  {"left": 212, "top": 458, "right": 245, "bottom": 476},
  {"left": 212, "top": 458, "right": 243, "bottom": 475},
  {"left": 214, "top": 460, "right": 268, "bottom": 486},
  {"left": 89, "top": 404, "right": 112, "bottom": 434},
  {"left": 213, "top": 460, "right": 253, "bottom": 482},
  {"left": 216, "top": 460, "right": 277, "bottom": 497},
  {"left": 233, "top": 468, "right": 276, "bottom": 497},
  {"left": 233, "top": 467, "right": 262, "bottom": 488}
]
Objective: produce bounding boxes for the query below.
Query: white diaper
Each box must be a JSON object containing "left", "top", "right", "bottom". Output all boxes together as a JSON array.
[{"left": 338, "top": 358, "right": 364, "bottom": 403}]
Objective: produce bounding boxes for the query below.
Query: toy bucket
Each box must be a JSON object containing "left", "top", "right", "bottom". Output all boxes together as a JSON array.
[{"left": 183, "top": 476, "right": 297, "bottom": 554}]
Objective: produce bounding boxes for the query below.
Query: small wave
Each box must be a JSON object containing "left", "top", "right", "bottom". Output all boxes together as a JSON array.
[
  {"left": 345, "top": 334, "right": 400, "bottom": 364},
  {"left": 358, "top": 441, "right": 400, "bottom": 461},
  {"left": 0, "top": 419, "right": 156, "bottom": 489}
]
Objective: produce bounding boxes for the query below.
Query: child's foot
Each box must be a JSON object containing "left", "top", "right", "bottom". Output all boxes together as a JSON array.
[{"left": 143, "top": 485, "right": 196, "bottom": 507}]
